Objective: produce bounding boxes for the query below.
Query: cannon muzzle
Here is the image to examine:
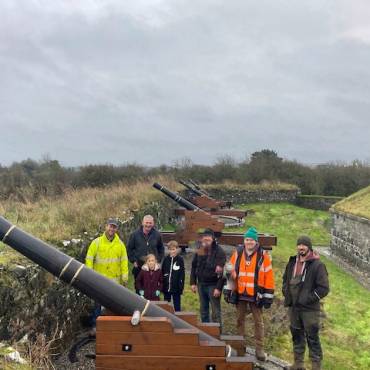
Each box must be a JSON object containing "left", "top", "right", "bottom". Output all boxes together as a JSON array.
[
  {"left": 179, "top": 180, "right": 203, "bottom": 196},
  {"left": 152, "top": 182, "right": 201, "bottom": 211},
  {"left": 189, "top": 179, "right": 209, "bottom": 196}
]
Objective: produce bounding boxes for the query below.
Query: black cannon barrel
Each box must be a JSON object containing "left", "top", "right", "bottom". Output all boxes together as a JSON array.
[
  {"left": 189, "top": 179, "right": 209, "bottom": 196},
  {"left": 0, "top": 216, "right": 223, "bottom": 346},
  {"left": 179, "top": 180, "right": 203, "bottom": 197},
  {"left": 153, "top": 182, "right": 201, "bottom": 211}
]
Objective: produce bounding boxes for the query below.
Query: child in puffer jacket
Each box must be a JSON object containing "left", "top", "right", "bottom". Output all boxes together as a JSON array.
[{"left": 135, "top": 254, "right": 163, "bottom": 301}]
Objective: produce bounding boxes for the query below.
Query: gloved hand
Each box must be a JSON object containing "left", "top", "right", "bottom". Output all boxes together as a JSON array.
[
  {"left": 155, "top": 290, "right": 161, "bottom": 297},
  {"left": 139, "top": 290, "right": 144, "bottom": 297},
  {"left": 263, "top": 302, "right": 272, "bottom": 309}
]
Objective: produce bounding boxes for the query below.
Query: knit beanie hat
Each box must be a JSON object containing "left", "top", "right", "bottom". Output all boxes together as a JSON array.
[
  {"left": 244, "top": 227, "right": 258, "bottom": 241},
  {"left": 199, "top": 228, "right": 215, "bottom": 239},
  {"left": 297, "top": 235, "right": 313, "bottom": 250}
]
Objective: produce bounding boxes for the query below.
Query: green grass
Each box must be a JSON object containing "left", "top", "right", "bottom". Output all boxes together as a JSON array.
[
  {"left": 181, "top": 203, "right": 370, "bottom": 370},
  {"left": 297, "top": 194, "right": 344, "bottom": 200},
  {"left": 333, "top": 185, "right": 370, "bottom": 219}
]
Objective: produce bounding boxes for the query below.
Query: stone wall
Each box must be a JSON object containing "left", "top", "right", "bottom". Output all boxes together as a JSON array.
[
  {"left": 330, "top": 210, "right": 370, "bottom": 273},
  {"left": 0, "top": 198, "right": 175, "bottom": 347},
  {"left": 295, "top": 195, "right": 344, "bottom": 211},
  {"left": 198, "top": 187, "right": 299, "bottom": 204}
]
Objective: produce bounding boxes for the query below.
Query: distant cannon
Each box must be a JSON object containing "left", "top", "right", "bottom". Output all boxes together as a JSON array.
[
  {"left": 0, "top": 216, "right": 256, "bottom": 369},
  {"left": 178, "top": 180, "right": 246, "bottom": 219},
  {"left": 153, "top": 183, "right": 276, "bottom": 249},
  {"left": 180, "top": 180, "right": 230, "bottom": 209},
  {"left": 153, "top": 182, "right": 202, "bottom": 211},
  {"left": 189, "top": 179, "right": 210, "bottom": 196},
  {"left": 179, "top": 180, "right": 204, "bottom": 197}
]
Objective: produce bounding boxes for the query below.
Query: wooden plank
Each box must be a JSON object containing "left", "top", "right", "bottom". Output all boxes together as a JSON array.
[
  {"left": 97, "top": 316, "right": 173, "bottom": 333},
  {"left": 152, "top": 301, "right": 175, "bottom": 313},
  {"left": 197, "top": 322, "right": 220, "bottom": 338},
  {"left": 218, "top": 233, "right": 276, "bottom": 248},
  {"left": 96, "top": 355, "right": 253, "bottom": 370},
  {"left": 96, "top": 342, "right": 226, "bottom": 357},
  {"left": 220, "top": 335, "right": 245, "bottom": 357},
  {"left": 96, "top": 331, "right": 199, "bottom": 346},
  {"left": 175, "top": 311, "right": 198, "bottom": 326},
  {"left": 210, "top": 210, "right": 247, "bottom": 218}
]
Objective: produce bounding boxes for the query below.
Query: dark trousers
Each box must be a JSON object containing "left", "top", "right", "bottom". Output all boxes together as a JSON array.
[
  {"left": 289, "top": 307, "right": 323, "bottom": 363},
  {"left": 163, "top": 292, "right": 182, "bottom": 312},
  {"left": 198, "top": 283, "right": 222, "bottom": 325},
  {"left": 90, "top": 302, "right": 102, "bottom": 328},
  {"left": 132, "top": 264, "right": 143, "bottom": 294}
]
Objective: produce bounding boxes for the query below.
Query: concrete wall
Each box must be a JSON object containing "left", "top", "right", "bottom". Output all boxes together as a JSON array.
[{"left": 331, "top": 210, "right": 370, "bottom": 273}]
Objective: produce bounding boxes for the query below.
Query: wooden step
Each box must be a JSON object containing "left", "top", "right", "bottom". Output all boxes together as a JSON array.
[
  {"left": 96, "top": 355, "right": 253, "bottom": 370},
  {"left": 198, "top": 322, "right": 220, "bottom": 338},
  {"left": 96, "top": 341, "right": 226, "bottom": 357},
  {"left": 175, "top": 311, "right": 198, "bottom": 326},
  {"left": 152, "top": 300, "right": 175, "bottom": 313},
  {"left": 220, "top": 335, "right": 245, "bottom": 356},
  {"left": 96, "top": 330, "right": 199, "bottom": 346},
  {"left": 97, "top": 316, "right": 173, "bottom": 333}
]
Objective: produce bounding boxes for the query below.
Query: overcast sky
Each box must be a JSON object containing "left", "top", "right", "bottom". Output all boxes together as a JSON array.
[{"left": 1, "top": 0, "right": 370, "bottom": 167}]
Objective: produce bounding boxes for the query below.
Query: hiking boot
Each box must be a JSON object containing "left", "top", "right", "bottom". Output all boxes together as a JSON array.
[
  {"left": 255, "top": 348, "right": 267, "bottom": 361},
  {"left": 288, "top": 352, "right": 305, "bottom": 370},
  {"left": 311, "top": 360, "right": 321, "bottom": 370},
  {"left": 287, "top": 362, "right": 305, "bottom": 370}
]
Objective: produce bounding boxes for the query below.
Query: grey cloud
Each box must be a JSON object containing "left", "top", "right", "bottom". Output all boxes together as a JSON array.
[{"left": 1, "top": 0, "right": 370, "bottom": 166}]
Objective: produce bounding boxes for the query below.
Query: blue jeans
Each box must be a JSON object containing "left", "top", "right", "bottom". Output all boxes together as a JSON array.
[
  {"left": 163, "top": 292, "right": 182, "bottom": 312},
  {"left": 197, "top": 283, "right": 222, "bottom": 325}
]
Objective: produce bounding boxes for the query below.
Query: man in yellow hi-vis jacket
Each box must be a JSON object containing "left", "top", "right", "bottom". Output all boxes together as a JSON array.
[{"left": 85, "top": 218, "right": 128, "bottom": 330}]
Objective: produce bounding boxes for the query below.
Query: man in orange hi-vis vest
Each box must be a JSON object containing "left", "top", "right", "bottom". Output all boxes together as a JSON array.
[{"left": 230, "top": 227, "right": 275, "bottom": 362}]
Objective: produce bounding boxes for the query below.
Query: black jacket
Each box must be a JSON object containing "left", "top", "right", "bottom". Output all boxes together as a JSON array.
[
  {"left": 162, "top": 255, "right": 185, "bottom": 294},
  {"left": 282, "top": 255, "right": 329, "bottom": 311},
  {"left": 127, "top": 227, "right": 164, "bottom": 264},
  {"left": 190, "top": 241, "right": 226, "bottom": 291}
]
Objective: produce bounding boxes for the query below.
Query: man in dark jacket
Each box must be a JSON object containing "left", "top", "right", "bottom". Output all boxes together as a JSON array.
[
  {"left": 283, "top": 236, "right": 329, "bottom": 370},
  {"left": 190, "top": 229, "right": 226, "bottom": 325},
  {"left": 127, "top": 215, "right": 164, "bottom": 282}
]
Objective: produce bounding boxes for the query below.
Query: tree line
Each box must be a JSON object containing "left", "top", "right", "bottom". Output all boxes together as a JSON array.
[{"left": 1, "top": 150, "right": 369, "bottom": 201}]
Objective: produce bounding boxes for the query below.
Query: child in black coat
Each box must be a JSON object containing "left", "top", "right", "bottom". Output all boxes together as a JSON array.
[{"left": 161, "top": 240, "right": 185, "bottom": 311}]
